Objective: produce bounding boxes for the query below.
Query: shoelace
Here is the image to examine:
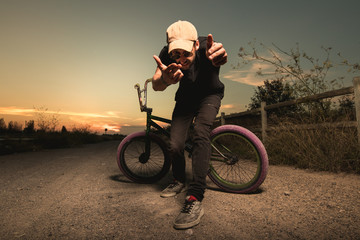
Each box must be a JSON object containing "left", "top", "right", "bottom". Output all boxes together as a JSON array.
[
  {"left": 168, "top": 182, "right": 179, "bottom": 189},
  {"left": 181, "top": 200, "right": 195, "bottom": 214}
]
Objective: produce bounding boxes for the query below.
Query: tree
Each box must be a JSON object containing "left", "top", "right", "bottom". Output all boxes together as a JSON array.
[
  {"left": 248, "top": 79, "right": 297, "bottom": 116},
  {"left": 239, "top": 42, "right": 343, "bottom": 96},
  {"left": 0, "top": 118, "right": 6, "bottom": 133},
  {"left": 24, "top": 120, "right": 35, "bottom": 134},
  {"left": 34, "top": 106, "right": 60, "bottom": 132},
  {"left": 61, "top": 126, "right": 68, "bottom": 133},
  {"left": 8, "top": 121, "right": 22, "bottom": 133},
  {"left": 337, "top": 95, "right": 355, "bottom": 121},
  {"left": 238, "top": 41, "right": 359, "bottom": 121}
]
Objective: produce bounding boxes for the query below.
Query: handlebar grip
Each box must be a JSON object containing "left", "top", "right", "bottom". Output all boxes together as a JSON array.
[{"left": 134, "top": 83, "right": 140, "bottom": 89}]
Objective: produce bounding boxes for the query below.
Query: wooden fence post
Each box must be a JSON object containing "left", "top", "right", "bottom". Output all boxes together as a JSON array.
[
  {"left": 353, "top": 76, "right": 360, "bottom": 145},
  {"left": 261, "top": 102, "right": 267, "bottom": 142},
  {"left": 220, "top": 112, "right": 225, "bottom": 125}
]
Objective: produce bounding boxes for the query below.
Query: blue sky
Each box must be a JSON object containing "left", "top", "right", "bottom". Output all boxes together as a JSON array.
[{"left": 0, "top": 0, "right": 359, "bottom": 134}]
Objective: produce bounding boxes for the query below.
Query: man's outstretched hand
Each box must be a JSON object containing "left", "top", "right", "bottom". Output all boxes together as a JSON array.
[
  {"left": 206, "top": 34, "right": 228, "bottom": 67},
  {"left": 153, "top": 55, "right": 184, "bottom": 85}
]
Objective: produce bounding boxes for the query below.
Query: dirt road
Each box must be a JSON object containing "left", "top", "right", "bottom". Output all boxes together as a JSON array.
[{"left": 1, "top": 141, "right": 359, "bottom": 239}]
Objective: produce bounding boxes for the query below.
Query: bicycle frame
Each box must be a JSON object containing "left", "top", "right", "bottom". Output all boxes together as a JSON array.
[
  {"left": 135, "top": 78, "right": 170, "bottom": 135},
  {"left": 135, "top": 79, "right": 193, "bottom": 154}
]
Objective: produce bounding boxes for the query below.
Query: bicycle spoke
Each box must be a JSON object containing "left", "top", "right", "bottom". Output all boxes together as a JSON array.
[
  {"left": 122, "top": 135, "right": 167, "bottom": 179},
  {"left": 210, "top": 131, "right": 261, "bottom": 190},
  {"left": 211, "top": 143, "right": 229, "bottom": 160}
]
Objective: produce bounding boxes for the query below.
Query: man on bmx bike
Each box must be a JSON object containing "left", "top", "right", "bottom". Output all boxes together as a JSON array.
[{"left": 152, "top": 20, "right": 228, "bottom": 229}]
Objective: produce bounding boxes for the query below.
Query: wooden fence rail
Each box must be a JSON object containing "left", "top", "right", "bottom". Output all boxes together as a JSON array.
[{"left": 218, "top": 76, "right": 360, "bottom": 144}]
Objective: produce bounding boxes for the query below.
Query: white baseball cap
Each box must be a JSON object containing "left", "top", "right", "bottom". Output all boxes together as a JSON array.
[{"left": 166, "top": 20, "right": 198, "bottom": 53}]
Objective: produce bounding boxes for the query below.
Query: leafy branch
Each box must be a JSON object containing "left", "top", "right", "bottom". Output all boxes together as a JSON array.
[
  {"left": 238, "top": 41, "right": 359, "bottom": 121},
  {"left": 237, "top": 41, "right": 357, "bottom": 98}
]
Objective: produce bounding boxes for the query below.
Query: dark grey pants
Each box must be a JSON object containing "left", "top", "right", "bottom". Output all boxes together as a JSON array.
[{"left": 169, "top": 95, "right": 221, "bottom": 201}]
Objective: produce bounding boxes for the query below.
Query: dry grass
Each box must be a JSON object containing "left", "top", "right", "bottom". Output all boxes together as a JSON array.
[{"left": 265, "top": 118, "right": 360, "bottom": 174}]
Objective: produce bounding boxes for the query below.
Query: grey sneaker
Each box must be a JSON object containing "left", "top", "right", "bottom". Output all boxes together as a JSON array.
[
  {"left": 160, "top": 181, "right": 186, "bottom": 198},
  {"left": 173, "top": 196, "right": 204, "bottom": 229}
]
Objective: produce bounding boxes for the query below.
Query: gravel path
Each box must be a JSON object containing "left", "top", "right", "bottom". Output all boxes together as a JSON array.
[{"left": 0, "top": 141, "right": 359, "bottom": 239}]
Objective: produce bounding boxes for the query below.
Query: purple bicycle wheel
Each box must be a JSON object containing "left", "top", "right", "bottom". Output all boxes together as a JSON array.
[{"left": 208, "top": 125, "right": 269, "bottom": 193}]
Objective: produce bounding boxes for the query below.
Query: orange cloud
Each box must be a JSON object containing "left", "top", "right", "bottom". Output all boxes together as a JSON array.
[
  {"left": 0, "top": 106, "right": 128, "bottom": 120},
  {"left": 0, "top": 106, "right": 35, "bottom": 116},
  {"left": 220, "top": 104, "right": 235, "bottom": 109}
]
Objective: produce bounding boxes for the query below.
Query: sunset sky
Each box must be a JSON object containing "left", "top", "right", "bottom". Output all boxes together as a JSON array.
[{"left": 1, "top": 0, "right": 359, "bottom": 134}]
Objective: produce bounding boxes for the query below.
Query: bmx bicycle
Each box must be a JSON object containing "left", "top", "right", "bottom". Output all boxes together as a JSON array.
[{"left": 117, "top": 79, "right": 268, "bottom": 193}]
